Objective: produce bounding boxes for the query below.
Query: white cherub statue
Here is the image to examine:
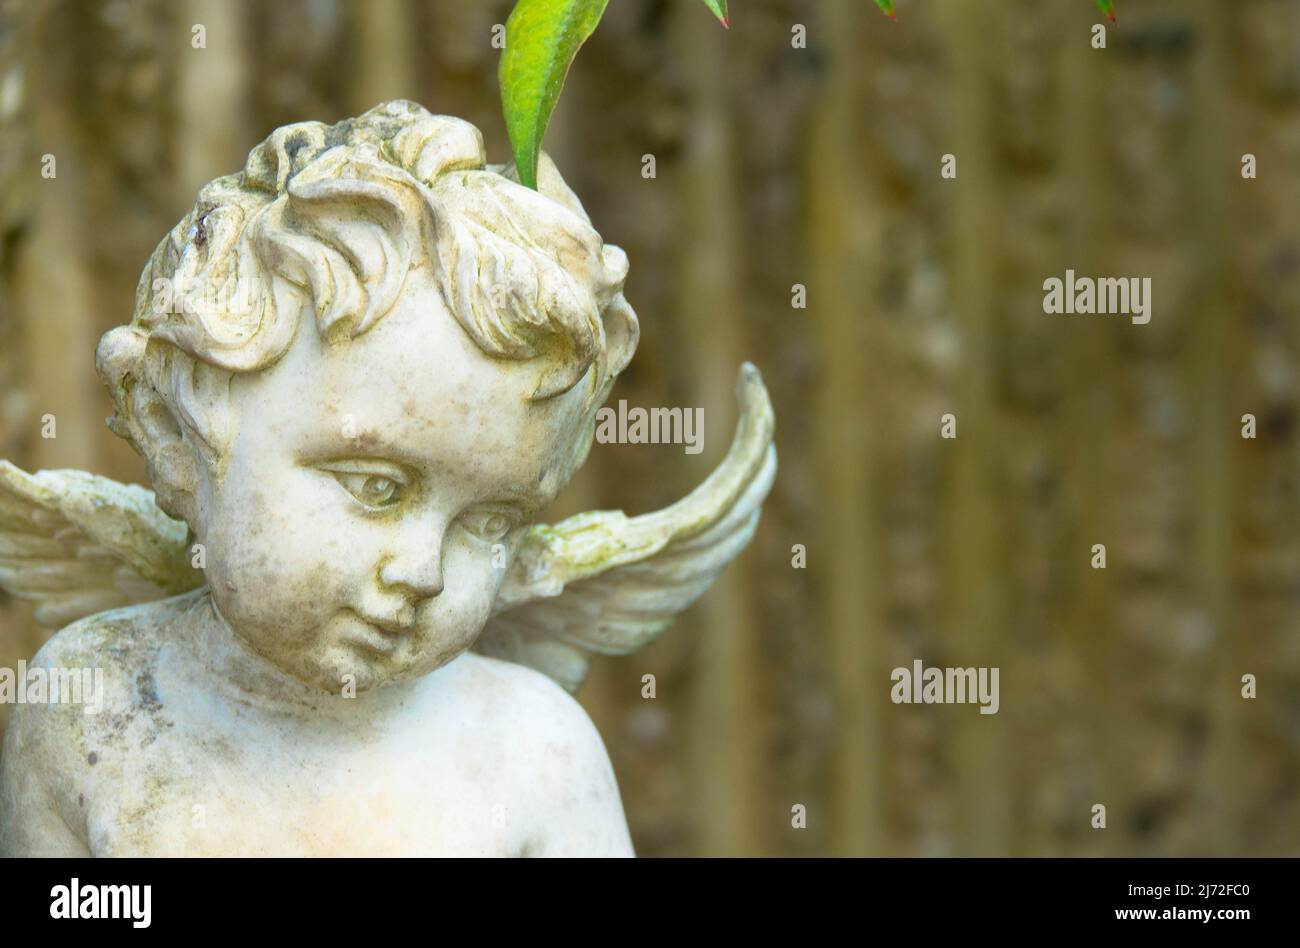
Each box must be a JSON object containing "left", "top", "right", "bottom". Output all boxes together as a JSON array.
[{"left": 0, "top": 101, "right": 775, "bottom": 856}]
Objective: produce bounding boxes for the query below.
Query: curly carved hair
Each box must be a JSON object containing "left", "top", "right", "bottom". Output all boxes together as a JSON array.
[{"left": 97, "top": 100, "right": 639, "bottom": 500}]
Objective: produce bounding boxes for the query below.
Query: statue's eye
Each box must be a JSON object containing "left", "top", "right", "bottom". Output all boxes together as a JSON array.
[
  {"left": 459, "top": 509, "right": 518, "bottom": 543},
  {"left": 322, "top": 466, "right": 407, "bottom": 510},
  {"left": 357, "top": 475, "right": 398, "bottom": 506}
]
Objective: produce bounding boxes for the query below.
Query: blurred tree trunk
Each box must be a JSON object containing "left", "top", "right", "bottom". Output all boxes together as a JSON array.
[
  {"left": 346, "top": 0, "right": 416, "bottom": 116},
  {"left": 176, "top": 0, "right": 249, "bottom": 206},
  {"left": 937, "top": 0, "right": 1011, "bottom": 857},
  {"left": 1219, "top": 0, "right": 1300, "bottom": 853},
  {"left": 805, "top": 0, "right": 883, "bottom": 857},
  {"left": 1061, "top": 0, "right": 1120, "bottom": 856},
  {"left": 673, "top": 0, "right": 762, "bottom": 857},
  {"left": 0, "top": 0, "right": 37, "bottom": 738}
]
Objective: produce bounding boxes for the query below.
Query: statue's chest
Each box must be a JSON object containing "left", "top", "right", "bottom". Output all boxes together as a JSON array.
[{"left": 84, "top": 723, "right": 521, "bottom": 856}]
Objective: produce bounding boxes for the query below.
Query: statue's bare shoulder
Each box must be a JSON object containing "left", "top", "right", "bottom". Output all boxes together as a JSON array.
[
  {"left": 448, "top": 653, "right": 634, "bottom": 856},
  {"left": 0, "top": 600, "right": 179, "bottom": 856}
]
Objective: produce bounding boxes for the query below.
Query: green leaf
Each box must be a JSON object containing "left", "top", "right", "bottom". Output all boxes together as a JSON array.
[
  {"left": 874, "top": 0, "right": 897, "bottom": 20},
  {"left": 700, "top": 0, "right": 729, "bottom": 28},
  {"left": 1095, "top": 0, "right": 1116, "bottom": 21},
  {"left": 499, "top": 0, "right": 610, "bottom": 191}
]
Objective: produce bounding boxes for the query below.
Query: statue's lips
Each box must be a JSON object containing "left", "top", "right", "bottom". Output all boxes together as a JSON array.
[{"left": 344, "top": 610, "right": 409, "bottom": 656}]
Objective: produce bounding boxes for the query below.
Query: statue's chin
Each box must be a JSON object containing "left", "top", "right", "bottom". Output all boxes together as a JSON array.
[{"left": 292, "top": 639, "right": 471, "bottom": 696}]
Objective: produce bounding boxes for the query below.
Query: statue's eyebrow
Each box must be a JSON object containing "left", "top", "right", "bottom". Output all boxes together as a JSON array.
[
  {"left": 324, "top": 427, "right": 423, "bottom": 467},
  {"left": 492, "top": 486, "right": 548, "bottom": 515}
]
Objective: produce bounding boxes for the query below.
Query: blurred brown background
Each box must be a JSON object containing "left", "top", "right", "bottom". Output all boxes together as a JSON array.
[{"left": 1, "top": 0, "right": 1298, "bottom": 856}]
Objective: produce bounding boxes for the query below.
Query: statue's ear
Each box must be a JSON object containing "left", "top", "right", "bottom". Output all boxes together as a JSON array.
[
  {"left": 598, "top": 245, "right": 638, "bottom": 381},
  {"left": 98, "top": 328, "right": 216, "bottom": 525},
  {"left": 129, "top": 381, "right": 202, "bottom": 522},
  {"left": 603, "top": 295, "right": 638, "bottom": 381},
  {"left": 98, "top": 375, "right": 201, "bottom": 530}
]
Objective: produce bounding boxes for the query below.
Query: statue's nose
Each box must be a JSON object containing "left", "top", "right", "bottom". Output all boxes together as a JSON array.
[{"left": 378, "top": 536, "right": 445, "bottom": 600}]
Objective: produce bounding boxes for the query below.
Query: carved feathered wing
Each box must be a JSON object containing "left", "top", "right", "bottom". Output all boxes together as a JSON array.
[
  {"left": 475, "top": 363, "right": 777, "bottom": 692},
  {"left": 0, "top": 462, "right": 204, "bottom": 629}
]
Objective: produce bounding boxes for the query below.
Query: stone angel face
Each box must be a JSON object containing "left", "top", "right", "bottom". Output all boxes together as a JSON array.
[{"left": 0, "top": 101, "right": 776, "bottom": 697}]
